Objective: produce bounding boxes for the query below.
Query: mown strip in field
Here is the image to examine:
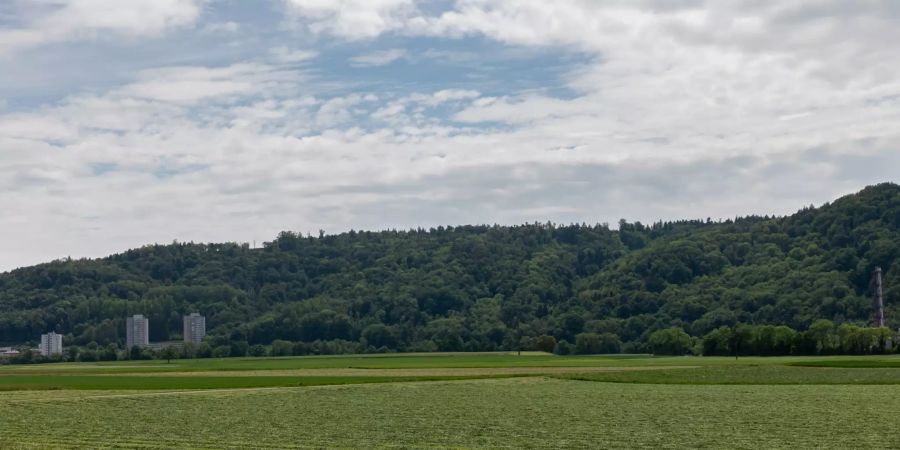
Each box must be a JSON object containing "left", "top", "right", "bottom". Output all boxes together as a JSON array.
[
  {"left": 787, "top": 359, "right": 900, "bottom": 368},
  {"left": 1, "top": 353, "right": 658, "bottom": 375},
  {"left": 90, "top": 365, "right": 693, "bottom": 378},
  {"left": 0, "top": 374, "right": 525, "bottom": 391},
  {"left": 556, "top": 364, "right": 900, "bottom": 385},
  {"left": 6, "top": 354, "right": 896, "bottom": 376},
  {"left": 0, "top": 366, "right": 694, "bottom": 390}
]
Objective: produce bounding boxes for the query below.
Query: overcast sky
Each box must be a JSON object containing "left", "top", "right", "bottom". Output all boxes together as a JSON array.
[{"left": 1, "top": 0, "right": 899, "bottom": 272}]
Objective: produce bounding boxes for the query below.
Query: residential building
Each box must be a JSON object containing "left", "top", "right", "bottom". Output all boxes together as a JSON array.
[
  {"left": 148, "top": 341, "right": 185, "bottom": 351},
  {"left": 183, "top": 313, "right": 206, "bottom": 345},
  {"left": 40, "top": 332, "right": 63, "bottom": 356},
  {"left": 126, "top": 314, "right": 150, "bottom": 348}
]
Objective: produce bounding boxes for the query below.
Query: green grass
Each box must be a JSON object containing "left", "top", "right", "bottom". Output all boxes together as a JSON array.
[
  {"left": 1, "top": 353, "right": 662, "bottom": 374},
  {"left": 788, "top": 358, "right": 900, "bottom": 368},
  {"left": 2, "top": 377, "right": 899, "bottom": 449},
  {"left": 6, "top": 352, "right": 894, "bottom": 375},
  {"left": 557, "top": 364, "right": 900, "bottom": 385},
  {"left": 0, "top": 374, "right": 519, "bottom": 391},
  {"left": 3, "top": 353, "right": 900, "bottom": 391},
  {"left": 3, "top": 354, "right": 900, "bottom": 448}
]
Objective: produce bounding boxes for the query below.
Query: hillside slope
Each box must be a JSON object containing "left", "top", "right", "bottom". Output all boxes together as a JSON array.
[{"left": 1, "top": 183, "right": 898, "bottom": 352}]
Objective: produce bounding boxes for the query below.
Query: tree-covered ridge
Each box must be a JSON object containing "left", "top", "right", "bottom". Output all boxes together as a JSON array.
[{"left": 1, "top": 183, "right": 898, "bottom": 355}]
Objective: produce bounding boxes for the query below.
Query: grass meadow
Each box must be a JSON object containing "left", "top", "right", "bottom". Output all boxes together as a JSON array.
[{"left": 2, "top": 353, "right": 900, "bottom": 448}]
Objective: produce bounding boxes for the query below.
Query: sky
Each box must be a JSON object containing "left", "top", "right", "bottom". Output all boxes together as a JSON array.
[{"left": 1, "top": 0, "right": 900, "bottom": 272}]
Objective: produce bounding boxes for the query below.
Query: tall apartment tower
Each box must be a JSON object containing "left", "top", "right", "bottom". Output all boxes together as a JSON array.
[
  {"left": 40, "top": 332, "right": 63, "bottom": 356},
  {"left": 183, "top": 313, "right": 206, "bottom": 345},
  {"left": 126, "top": 314, "right": 150, "bottom": 348}
]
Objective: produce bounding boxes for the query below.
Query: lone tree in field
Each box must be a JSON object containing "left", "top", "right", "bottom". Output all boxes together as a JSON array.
[{"left": 160, "top": 346, "right": 178, "bottom": 364}]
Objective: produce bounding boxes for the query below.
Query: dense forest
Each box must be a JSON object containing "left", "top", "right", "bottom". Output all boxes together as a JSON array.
[{"left": 1, "top": 183, "right": 898, "bottom": 360}]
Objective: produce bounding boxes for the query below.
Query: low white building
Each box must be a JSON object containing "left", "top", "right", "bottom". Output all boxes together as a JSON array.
[
  {"left": 40, "top": 332, "right": 63, "bottom": 356},
  {"left": 147, "top": 341, "right": 184, "bottom": 351}
]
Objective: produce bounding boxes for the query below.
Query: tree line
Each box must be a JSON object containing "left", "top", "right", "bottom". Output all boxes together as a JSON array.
[{"left": 5, "top": 320, "right": 894, "bottom": 366}]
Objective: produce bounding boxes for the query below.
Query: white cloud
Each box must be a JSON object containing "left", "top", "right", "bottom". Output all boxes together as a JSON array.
[
  {"left": 0, "top": 113, "right": 77, "bottom": 142},
  {"left": 349, "top": 48, "right": 407, "bottom": 67},
  {"left": 282, "top": 0, "right": 416, "bottom": 39},
  {"left": 2, "top": 1, "right": 900, "bottom": 271},
  {"left": 430, "top": 89, "right": 480, "bottom": 104},
  {"left": 116, "top": 63, "right": 301, "bottom": 104},
  {"left": 371, "top": 89, "right": 480, "bottom": 125},
  {"left": 270, "top": 46, "right": 319, "bottom": 63},
  {"left": 315, "top": 94, "right": 377, "bottom": 127},
  {"left": 201, "top": 21, "right": 240, "bottom": 34},
  {"left": 371, "top": 102, "right": 407, "bottom": 121},
  {"left": 371, "top": 1, "right": 900, "bottom": 165},
  {"left": 0, "top": 0, "right": 205, "bottom": 55}
]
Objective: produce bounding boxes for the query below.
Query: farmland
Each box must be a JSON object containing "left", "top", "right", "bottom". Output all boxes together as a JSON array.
[{"left": 2, "top": 353, "right": 900, "bottom": 448}]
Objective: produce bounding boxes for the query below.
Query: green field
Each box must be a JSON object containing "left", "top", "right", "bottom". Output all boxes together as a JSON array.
[{"left": 2, "top": 353, "right": 900, "bottom": 448}]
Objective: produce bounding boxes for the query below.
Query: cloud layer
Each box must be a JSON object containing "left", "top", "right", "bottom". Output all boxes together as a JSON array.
[
  {"left": 0, "top": 0, "right": 204, "bottom": 55},
  {"left": 1, "top": 0, "right": 899, "bottom": 271}
]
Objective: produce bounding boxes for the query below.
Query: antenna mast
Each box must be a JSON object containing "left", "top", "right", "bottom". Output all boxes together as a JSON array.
[{"left": 873, "top": 267, "right": 885, "bottom": 328}]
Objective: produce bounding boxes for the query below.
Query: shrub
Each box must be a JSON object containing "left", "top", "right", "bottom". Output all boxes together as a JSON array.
[
  {"left": 212, "top": 345, "right": 231, "bottom": 358},
  {"left": 554, "top": 340, "right": 574, "bottom": 355},
  {"left": 249, "top": 344, "right": 267, "bottom": 357},
  {"left": 535, "top": 335, "right": 557, "bottom": 353},
  {"left": 270, "top": 340, "right": 293, "bottom": 357},
  {"left": 575, "top": 332, "right": 621, "bottom": 354},
  {"left": 649, "top": 327, "right": 693, "bottom": 355},
  {"left": 575, "top": 333, "right": 601, "bottom": 354}
]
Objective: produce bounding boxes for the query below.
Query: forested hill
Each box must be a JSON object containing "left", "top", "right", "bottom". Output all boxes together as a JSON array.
[{"left": 1, "top": 183, "right": 898, "bottom": 353}]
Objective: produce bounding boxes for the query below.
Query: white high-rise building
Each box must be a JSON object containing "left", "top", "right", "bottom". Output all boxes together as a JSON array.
[
  {"left": 40, "top": 332, "right": 63, "bottom": 356},
  {"left": 183, "top": 313, "right": 206, "bottom": 345},
  {"left": 126, "top": 314, "right": 150, "bottom": 348}
]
